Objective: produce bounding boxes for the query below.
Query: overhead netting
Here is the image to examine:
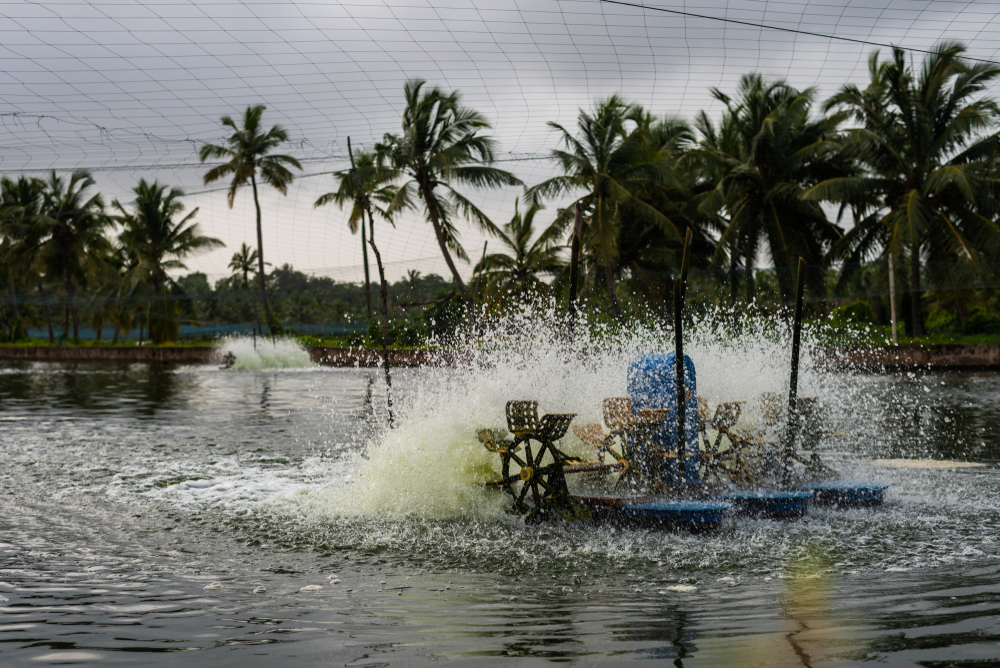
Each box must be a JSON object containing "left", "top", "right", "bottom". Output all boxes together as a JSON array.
[{"left": 3, "top": 0, "right": 1000, "bottom": 286}]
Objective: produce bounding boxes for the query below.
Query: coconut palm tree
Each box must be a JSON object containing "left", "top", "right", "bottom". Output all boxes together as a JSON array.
[
  {"left": 36, "top": 170, "right": 111, "bottom": 340},
  {"left": 526, "top": 97, "right": 689, "bottom": 321},
  {"left": 0, "top": 176, "right": 46, "bottom": 340},
  {"left": 375, "top": 79, "right": 523, "bottom": 307},
  {"left": 694, "top": 74, "right": 848, "bottom": 305},
  {"left": 199, "top": 105, "right": 302, "bottom": 334},
  {"left": 228, "top": 242, "right": 262, "bottom": 336},
  {"left": 474, "top": 200, "right": 565, "bottom": 310},
  {"left": 114, "top": 179, "right": 224, "bottom": 344},
  {"left": 315, "top": 148, "right": 399, "bottom": 320},
  {"left": 806, "top": 42, "right": 1000, "bottom": 335}
]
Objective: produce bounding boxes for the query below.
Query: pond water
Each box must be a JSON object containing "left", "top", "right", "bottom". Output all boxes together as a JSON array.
[{"left": 1, "top": 349, "right": 999, "bottom": 666}]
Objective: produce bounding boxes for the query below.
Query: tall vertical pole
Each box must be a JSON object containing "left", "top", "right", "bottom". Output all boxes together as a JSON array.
[
  {"left": 888, "top": 253, "right": 898, "bottom": 345},
  {"left": 782, "top": 257, "right": 807, "bottom": 486},
  {"left": 567, "top": 202, "right": 583, "bottom": 338},
  {"left": 674, "top": 228, "right": 693, "bottom": 488},
  {"left": 473, "top": 240, "right": 488, "bottom": 323},
  {"left": 348, "top": 137, "right": 393, "bottom": 427},
  {"left": 362, "top": 223, "right": 372, "bottom": 321}
]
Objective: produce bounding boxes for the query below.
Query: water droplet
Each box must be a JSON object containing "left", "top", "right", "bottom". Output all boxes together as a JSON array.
[
  {"left": 253, "top": 586, "right": 267, "bottom": 594},
  {"left": 203, "top": 582, "right": 223, "bottom": 590}
]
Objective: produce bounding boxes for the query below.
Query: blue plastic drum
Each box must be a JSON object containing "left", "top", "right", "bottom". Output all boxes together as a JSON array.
[{"left": 627, "top": 353, "right": 701, "bottom": 486}]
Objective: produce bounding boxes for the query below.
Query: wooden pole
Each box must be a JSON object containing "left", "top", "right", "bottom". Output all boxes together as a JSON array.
[
  {"left": 348, "top": 137, "right": 393, "bottom": 426},
  {"left": 888, "top": 253, "right": 898, "bottom": 345},
  {"left": 674, "top": 228, "right": 693, "bottom": 488},
  {"left": 782, "top": 257, "right": 806, "bottom": 486},
  {"left": 567, "top": 202, "right": 583, "bottom": 337}
]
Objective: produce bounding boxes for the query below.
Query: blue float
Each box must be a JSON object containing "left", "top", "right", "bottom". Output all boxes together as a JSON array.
[
  {"left": 796, "top": 481, "right": 888, "bottom": 507},
  {"left": 584, "top": 498, "right": 730, "bottom": 528},
  {"left": 627, "top": 353, "right": 701, "bottom": 486},
  {"left": 622, "top": 499, "right": 729, "bottom": 522},
  {"left": 716, "top": 489, "right": 813, "bottom": 518}
]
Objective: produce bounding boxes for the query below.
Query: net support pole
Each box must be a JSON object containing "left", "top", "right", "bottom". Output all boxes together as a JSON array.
[
  {"left": 348, "top": 137, "right": 393, "bottom": 427},
  {"left": 567, "top": 202, "right": 583, "bottom": 338},
  {"left": 674, "top": 228, "right": 693, "bottom": 488},
  {"left": 782, "top": 257, "right": 806, "bottom": 486},
  {"left": 362, "top": 223, "right": 372, "bottom": 321},
  {"left": 888, "top": 253, "right": 898, "bottom": 345},
  {"left": 473, "top": 240, "right": 487, "bottom": 326}
]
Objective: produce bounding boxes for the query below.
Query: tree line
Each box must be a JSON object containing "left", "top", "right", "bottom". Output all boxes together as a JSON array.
[{"left": 3, "top": 41, "right": 1000, "bottom": 343}]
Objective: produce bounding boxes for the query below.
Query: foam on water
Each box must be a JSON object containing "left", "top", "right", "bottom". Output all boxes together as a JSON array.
[
  {"left": 284, "top": 308, "right": 840, "bottom": 521},
  {"left": 219, "top": 336, "right": 313, "bottom": 370}
]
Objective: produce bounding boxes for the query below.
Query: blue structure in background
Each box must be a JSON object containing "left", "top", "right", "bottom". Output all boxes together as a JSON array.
[{"left": 627, "top": 353, "right": 701, "bottom": 486}]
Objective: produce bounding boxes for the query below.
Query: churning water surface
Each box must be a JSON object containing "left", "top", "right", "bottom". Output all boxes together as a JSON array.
[{"left": 1, "top": 331, "right": 1000, "bottom": 666}]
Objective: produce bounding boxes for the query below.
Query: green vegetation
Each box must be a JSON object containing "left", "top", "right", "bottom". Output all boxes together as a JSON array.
[{"left": 4, "top": 42, "right": 1000, "bottom": 347}]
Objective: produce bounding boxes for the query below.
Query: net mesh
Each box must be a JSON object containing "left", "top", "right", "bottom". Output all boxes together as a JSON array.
[{"left": 2, "top": 0, "right": 1000, "bottom": 339}]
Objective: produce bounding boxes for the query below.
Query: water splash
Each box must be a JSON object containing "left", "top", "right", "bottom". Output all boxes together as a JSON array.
[
  {"left": 287, "top": 306, "right": 846, "bottom": 520},
  {"left": 219, "top": 335, "right": 313, "bottom": 370}
]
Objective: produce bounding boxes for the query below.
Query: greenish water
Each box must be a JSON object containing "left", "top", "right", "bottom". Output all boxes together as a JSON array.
[{"left": 1, "top": 360, "right": 999, "bottom": 667}]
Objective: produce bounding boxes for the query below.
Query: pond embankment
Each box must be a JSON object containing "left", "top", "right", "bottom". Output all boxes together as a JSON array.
[
  {"left": 0, "top": 345, "right": 454, "bottom": 367},
  {"left": 1, "top": 343, "right": 998, "bottom": 370},
  {"left": 814, "top": 343, "right": 1000, "bottom": 370}
]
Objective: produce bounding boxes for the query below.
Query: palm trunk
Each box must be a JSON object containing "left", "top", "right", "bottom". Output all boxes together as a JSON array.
[
  {"left": 910, "top": 240, "right": 924, "bottom": 336},
  {"left": 250, "top": 173, "right": 275, "bottom": 334},
  {"left": 71, "top": 291, "right": 79, "bottom": 340},
  {"left": 94, "top": 316, "right": 102, "bottom": 341},
  {"left": 729, "top": 250, "right": 739, "bottom": 326},
  {"left": 63, "top": 269, "right": 72, "bottom": 339},
  {"left": 139, "top": 308, "right": 145, "bottom": 345},
  {"left": 112, "top": 323, "right": 120, "bottom": 345},
  {"left": 8, "top": 259, "right": 20, "bottom": 323},
  {"left": 419, "top": 180, "right": 471, "bottom": 307},
  {"left": 361, "top": 222, "right": 372, "bottom": 321},
  {"left": 38, "top": 282, "right": 54, "bottom": 342},
  {"left": 604, "top": 264, "right": 624, "bottom": 325}
]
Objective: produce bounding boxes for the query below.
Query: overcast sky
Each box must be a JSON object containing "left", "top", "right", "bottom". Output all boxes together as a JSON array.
[{"left": 3, "top": 0, "right": 1000, "bottom": 283}]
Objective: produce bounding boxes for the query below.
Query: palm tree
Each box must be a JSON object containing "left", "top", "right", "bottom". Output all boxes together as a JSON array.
[
  {"left": 694, "top": 74, "right": 848, "bottom": 305},
  {"left": 0, "top": 176, "right": 46, "bottom": 340},
  {"left": 526, "top": 97, "right": 688, "bottom": 321},
  {"left": 315, "top": 148, "right": 399, "bottom": 320},
  {"left": 229, "top": 242, "right": 262, "bottom": 336},
  {"left": 114, "top": 179, "right": 224, "bottom": 344},
  {"left": 474, "top": 200, "right": 565, "bottom": 310},
  {"left": 37, "top": 170, "right": 111, "bottom": 340},
  {"left": 375, "top": 79, "right": 523, "bottom": 307},
  {"left": 199, "top": 105, "right": 302, "bottom": 334},
  {"left": 806, "top": 42, "right": 1000, "bottom": 335}
]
